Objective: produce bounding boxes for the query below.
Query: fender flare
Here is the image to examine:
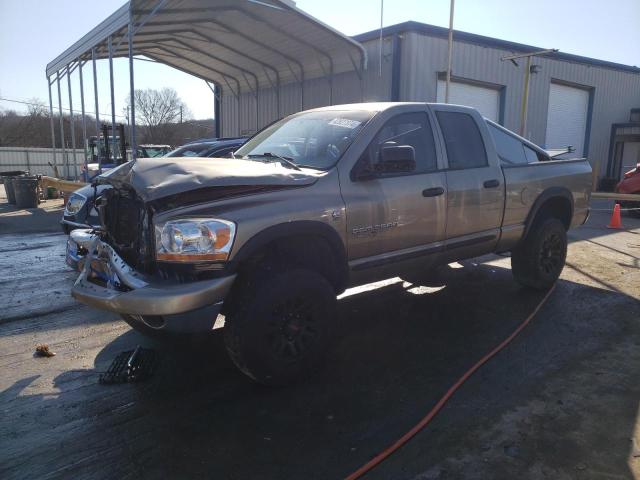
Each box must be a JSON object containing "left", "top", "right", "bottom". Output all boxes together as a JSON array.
[
  {"left": 232, "top": 220, "right": 348, "bottom": 290},
  {"left": 523, "top": 186, "right": 574, "bottom": 238}
]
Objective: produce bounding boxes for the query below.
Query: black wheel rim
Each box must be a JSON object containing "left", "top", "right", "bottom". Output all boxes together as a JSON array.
[
  {"left": 267, "top": 296, "right": 319, "bottom": 360},
  {"left": 539, "top": 232, "right": 564, "bottom": 276}
]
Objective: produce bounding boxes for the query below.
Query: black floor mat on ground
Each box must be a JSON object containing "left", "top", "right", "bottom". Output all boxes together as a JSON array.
[{"left": 99, "top": 346, "right": 157, "bottom": 385}]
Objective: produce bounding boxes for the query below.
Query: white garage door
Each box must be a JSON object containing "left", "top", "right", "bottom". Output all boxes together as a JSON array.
[
  {"left": 545, "top": 83, "right": 589, "bottom": 158},
  {"left": 436, "top": 79, "right": 500, "bottom": 122}
]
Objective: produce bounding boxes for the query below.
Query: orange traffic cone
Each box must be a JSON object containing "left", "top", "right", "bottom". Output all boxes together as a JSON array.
[{"left": 607, "top": 203, "right": 623, "bottom": 229}]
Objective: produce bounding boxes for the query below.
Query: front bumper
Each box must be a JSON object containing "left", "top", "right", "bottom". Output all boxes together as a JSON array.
[
  {"left": 70, "top": 229, "right": 236, "bottom": 317},
  {"left": 61, "top": 218, "right": 94, "bottom": 230}
]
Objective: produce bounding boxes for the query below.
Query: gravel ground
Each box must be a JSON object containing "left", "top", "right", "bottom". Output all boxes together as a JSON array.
[{"left": 0, "top": 193, "right": 639, "bottom": 480}]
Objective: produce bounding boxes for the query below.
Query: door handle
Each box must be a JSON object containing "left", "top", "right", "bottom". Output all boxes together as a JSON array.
[
  {"left": 483, "top": 179, "right": 500, "bottom": 188},
  {"left": 422, "top": 187, "right": 445, "bottom": 197}
]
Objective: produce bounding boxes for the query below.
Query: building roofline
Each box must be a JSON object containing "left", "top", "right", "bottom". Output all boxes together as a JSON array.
[{"left": 352, "top": 21, "right": 640, "bottom": 74}]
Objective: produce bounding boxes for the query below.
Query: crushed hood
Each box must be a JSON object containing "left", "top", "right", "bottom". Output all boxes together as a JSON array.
[{"left": 96, "top": 157, "right": 324, "bottom": 202}]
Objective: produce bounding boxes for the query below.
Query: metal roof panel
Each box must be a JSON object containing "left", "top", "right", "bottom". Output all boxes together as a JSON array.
[{"left": 46, "top": 0, "right": 366, "bottom": 90}]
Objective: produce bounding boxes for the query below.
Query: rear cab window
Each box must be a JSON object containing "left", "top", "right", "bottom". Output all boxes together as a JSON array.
[
  {"left": 523, "top": 144, "right": 540, "bottom": 163},
  {"left": 487, "top": 122, "right": 549, "bottom": 165},
  {"left": 488, "top": 123, "right": 527, "bottom": 165},
  {"left": 436, "top": 111, "right": 487, "bottom": 169}
]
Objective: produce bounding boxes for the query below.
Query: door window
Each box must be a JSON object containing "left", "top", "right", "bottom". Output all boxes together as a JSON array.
[
  {"left": 436, "top": 111, "right": 487, "bottom": 169},
  {"left": 360, "top": 112, "right": 437, "bottom": 175}
]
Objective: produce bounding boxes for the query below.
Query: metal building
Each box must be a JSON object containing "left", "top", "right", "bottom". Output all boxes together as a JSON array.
[{"left": 219, "top": 21, "right": 640, "bottom": 183}]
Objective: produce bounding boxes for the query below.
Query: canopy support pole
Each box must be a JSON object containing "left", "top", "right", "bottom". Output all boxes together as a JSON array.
[
  {"left": 329, "top": 65, "right": 334, "bottom": 105},
  {"left": 66, "top": 65, "right": 78, "bottom": 179},
  {"left": 108, "top": 36, "right": 117, "bottom": 164},
  {"left": 276, "top": 75, "right": 281, "bottom": 120},
  {"left": 128, "top": 7, "right": 137, "bottom": 161},
  {"left": 206, "top": 81, "right": 221, "bottom": 138},
  {"left": 92, "top": 48, "right": 101, "bottom": 175},
  {"left": 78, "top": 61, "right": 89, "bottom": 181},
  {"left": 300, "top": 70, "right": 305, "bottom": 111},
  {"left": 47, "top": 77, "right": 57, "bottom": 170},
  {"left": 56, "top": 71, "right": 67, "bottom": 178}
]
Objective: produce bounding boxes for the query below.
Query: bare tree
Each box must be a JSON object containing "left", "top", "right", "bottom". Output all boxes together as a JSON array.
[
  {"left": 126, "top": 88, "right": 190, "bottom": 143},
  {"left": 0, "top": 97, "right": 49, "bottom": 147},
  {"left": 0, "top": 97, "right": 97, "bottom": 148},
  {"left": 26, "top": 97, "right": 48, "bottom": 118}
]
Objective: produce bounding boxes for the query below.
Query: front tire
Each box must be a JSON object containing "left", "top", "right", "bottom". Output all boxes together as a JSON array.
[
  {"left": 223, "top": 268, "right": 336, "bottom": 386},
  {"left": 511, "top": 218, "right": 567, "bottom": 290}
]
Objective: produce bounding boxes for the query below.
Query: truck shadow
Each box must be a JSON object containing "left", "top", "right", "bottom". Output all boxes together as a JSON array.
[
  {"left": 0, "top": 198, "right": 65, "bottom": 234},
  {"left": 2, "top": 259, "right": 639, "bottom": 479}
]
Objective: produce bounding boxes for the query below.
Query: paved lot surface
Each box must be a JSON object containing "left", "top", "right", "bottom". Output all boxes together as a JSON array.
[{"left": 1, "top": 195, "right": 639, "bottom": 480}]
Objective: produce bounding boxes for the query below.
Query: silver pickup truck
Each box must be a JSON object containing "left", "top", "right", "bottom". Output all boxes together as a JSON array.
[{"left": 68, "top": 102, "right": 592, "bottom": 385}]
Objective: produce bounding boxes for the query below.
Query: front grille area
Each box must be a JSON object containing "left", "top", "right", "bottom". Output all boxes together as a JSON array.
[{"left": 99, "top": 188, "right": 154, "bottom": 272}]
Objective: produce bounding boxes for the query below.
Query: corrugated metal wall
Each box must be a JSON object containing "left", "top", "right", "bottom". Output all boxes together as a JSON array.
[
  {"left": 219, "top": 38, "right": 392, "bottom": 137},
  {"left": 218, "top": 28, "right": 640, "bottom": 179},
  {"left": 0, "top": 148, "right": 84, "bottom": 177}
]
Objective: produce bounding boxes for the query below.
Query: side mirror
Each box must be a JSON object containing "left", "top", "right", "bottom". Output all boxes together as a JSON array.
[{"left": 375, "top": 145, "right": 416, "bottom": 174}]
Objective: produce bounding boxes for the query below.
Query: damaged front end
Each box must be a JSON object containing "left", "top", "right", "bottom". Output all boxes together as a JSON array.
[
  {"left": 67, "top": 156, "right": 321, "bottom": 330},
  {"left": 98, "top": 186, "right": 155, "bottom": 274},
  {"left": 65, "top": 184, "right": 153, "bottom": 275},
  {"left": 68, "top": 184, "right": 236, "bottom": 329},
  {"left": 69, "top": 224, "right": 236, "bottom": 321}
]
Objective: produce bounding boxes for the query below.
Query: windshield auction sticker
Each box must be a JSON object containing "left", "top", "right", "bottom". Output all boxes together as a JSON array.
[{"left": 328, "top": 118, "right": 362, "bottom": 129}]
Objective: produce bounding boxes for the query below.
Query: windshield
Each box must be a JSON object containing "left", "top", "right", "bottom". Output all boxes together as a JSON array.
[{"left": 234, "top": 110, "right": 374, "bottom": 169}]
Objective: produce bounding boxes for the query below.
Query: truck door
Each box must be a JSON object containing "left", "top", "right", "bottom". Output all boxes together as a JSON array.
[
  {"left": 432, "top": 107, "right": 504, "bottom": 255},
  {"left": 339, "top": 108, "right": 447, "bottom": 267}
]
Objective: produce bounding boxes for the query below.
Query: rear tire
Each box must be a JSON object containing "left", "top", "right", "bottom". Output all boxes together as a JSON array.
[
  {"left": 223, "top": 268, "right": 336, "bottom": 386},
  {"left": 511, "top": 218, "right": 567, "bottom": 290}
]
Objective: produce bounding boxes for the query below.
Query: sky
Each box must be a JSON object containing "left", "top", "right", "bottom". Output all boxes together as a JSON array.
[{"left": 0, "top": 0, "right": 638, "bottom": 121}]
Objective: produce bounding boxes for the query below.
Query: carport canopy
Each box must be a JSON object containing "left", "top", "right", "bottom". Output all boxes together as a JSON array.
[{"left": 46, "top": 0, "right": 368, "bottom": 94}]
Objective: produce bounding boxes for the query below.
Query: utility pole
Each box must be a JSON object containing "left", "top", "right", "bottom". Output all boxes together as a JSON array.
[
  {"left": 445, "top": 0, "right": 455, "bottom": 103},
  {"left": 501, "top": 48, "right": 558, "bottom": 137},
  {"left": 180, "top": 105, "right": 183, "bottom": 123},
  {"left": 378, "top": 0, "right": 384, "bottom": 77}
]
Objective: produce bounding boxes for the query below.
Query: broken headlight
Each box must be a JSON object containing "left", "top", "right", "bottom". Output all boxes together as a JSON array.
[
  {"left": 154, "top": 218, "right": 236, "bottom": 262},
  {"left": 65, "top": 192, "right": 87, "bottom": 216}
]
